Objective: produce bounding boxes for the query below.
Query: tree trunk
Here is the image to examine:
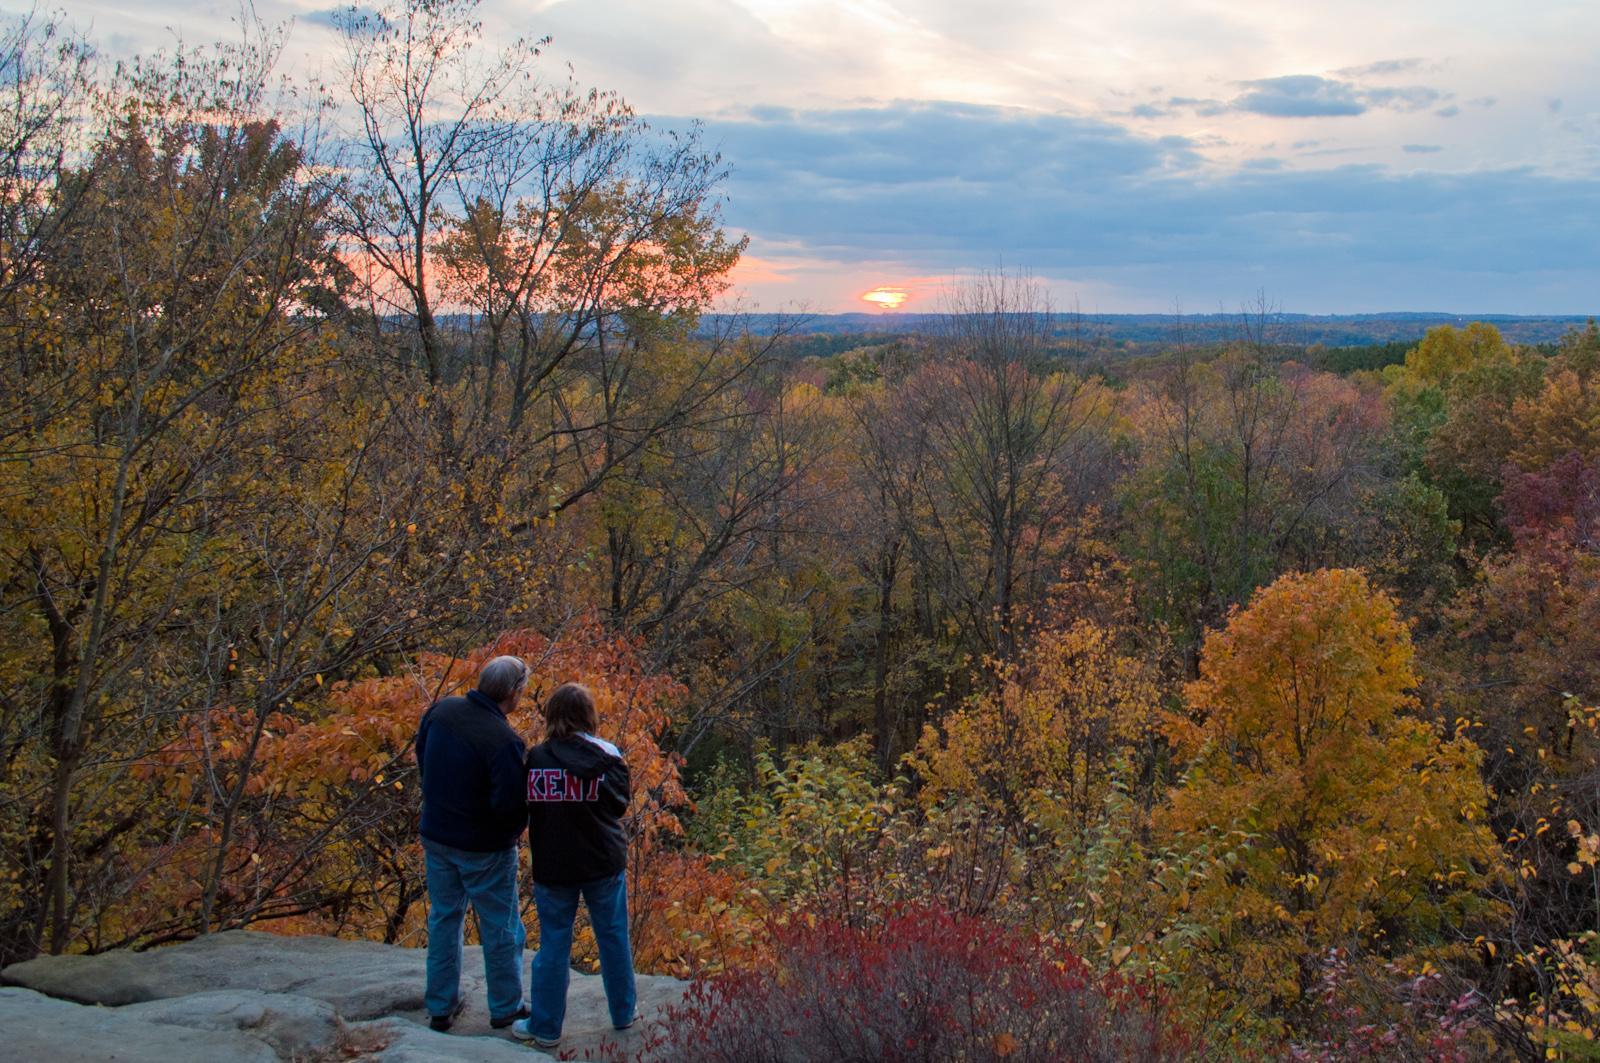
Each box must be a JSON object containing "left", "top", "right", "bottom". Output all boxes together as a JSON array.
[
  {"left": 872, "top": 542, "right": 899, "bottom": 775},
  {"left": 42, "top": 746, "right": 78, "bottom": 954}
]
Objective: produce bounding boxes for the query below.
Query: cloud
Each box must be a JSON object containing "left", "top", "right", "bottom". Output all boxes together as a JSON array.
[
  {"left": 1402, "top": 144, "right": 1443, "bottom": 153},
  {"left": 676, "top": 100, "right": 1600, "bottom": 311},
  {"left": 300, "top": 5, "right": 379, "bottom": 31},
  {"left": 1232, "top": 75, "right": 1445, "bottom": 118},
  {"left": 1293, "top": 145, "right": 1363, "bottom": 158},
  {"left": 1334, "top": 58, "right": 1431, "bottom": 78},
  {"left": 707, "top": 101, "right": 1200, "bottom": 188},
  {"left": 1163, "top": 95, "right": 1231, "bottom": 117},
  {"left": 1435, "top": 105, "right": 1460, "bottom": 118},
  {"left": 1136, "top": 75, "right": 1448, "bottom": 121},
  {"left": 1235, "top": 76, "right": 1367, "bottom": 117},
  {"left": 1363, "top": 85, "right": 1445, "bottom": 111}
]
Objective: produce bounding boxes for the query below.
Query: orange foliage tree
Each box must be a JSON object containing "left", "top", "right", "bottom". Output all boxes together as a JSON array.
[{"left": 133, "top": 616, "right": 756, "bottom": 973}]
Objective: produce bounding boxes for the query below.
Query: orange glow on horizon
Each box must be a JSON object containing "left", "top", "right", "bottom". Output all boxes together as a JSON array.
[{"left": 860, "top": 286, "right": 910, "bottom": 311}]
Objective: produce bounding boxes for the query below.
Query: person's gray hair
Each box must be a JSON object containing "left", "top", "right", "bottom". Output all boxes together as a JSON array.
[{"left": 477, "top": 655, "right": 528, "bottom": 703}]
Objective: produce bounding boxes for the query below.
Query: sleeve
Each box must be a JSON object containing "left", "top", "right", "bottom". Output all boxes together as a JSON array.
[
  {"left": 600, "top": 758, "right": 631, "bottom": 819},
  {"left": 487, "top": 735, "right": 529, "bottom": 834},
  {"left": 414, "top": 709, "right": 433, "bottom": 784}
]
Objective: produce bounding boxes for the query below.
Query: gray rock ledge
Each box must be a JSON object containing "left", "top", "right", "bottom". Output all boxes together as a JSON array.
[{"left": 0, "top": 930, "right": 688, "bottom": 1061}]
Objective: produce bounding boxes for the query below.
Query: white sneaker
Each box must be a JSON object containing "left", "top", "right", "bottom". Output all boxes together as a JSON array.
[{"left": 509, "top": 1018, "right": 561, "bottom": 1048}]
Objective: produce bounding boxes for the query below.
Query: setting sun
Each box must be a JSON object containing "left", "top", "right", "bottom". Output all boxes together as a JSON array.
[{"left": 860, "top": 286, "right": 909, "bottom": 311}]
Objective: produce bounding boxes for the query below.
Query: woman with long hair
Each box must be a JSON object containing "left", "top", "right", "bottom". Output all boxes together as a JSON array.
[{"left": 510, "top": 683, "right": 636, "bottom": 1048}]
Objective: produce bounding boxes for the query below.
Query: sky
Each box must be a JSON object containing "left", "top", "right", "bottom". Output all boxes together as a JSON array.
[{"left": 41, "top": 0, "right": 1600, "bottom": 314}]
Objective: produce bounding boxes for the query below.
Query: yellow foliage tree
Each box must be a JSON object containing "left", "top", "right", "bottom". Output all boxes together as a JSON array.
[
  {"left": 1399, "top": 321, "right": 1515, "bottom": 388},
  {"left": 1508, "top": 366, "right": 1600, "bottom": 472},
  {"left": 913, "top": 618, "right": 1159, "bottom": 843},
  {"left": 1162, "top": 568, "right": 1502, "bottom": 1022}
]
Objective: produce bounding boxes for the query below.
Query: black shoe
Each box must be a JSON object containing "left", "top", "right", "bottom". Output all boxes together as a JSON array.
[
  {"left": 429, "top": 997, "right": 466, "bottom": 1032},
  {"left": 490, "top": 1005, "right": 530, "bottom": 1030}
]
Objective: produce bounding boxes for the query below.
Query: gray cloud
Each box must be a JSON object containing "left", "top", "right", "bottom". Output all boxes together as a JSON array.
[
  {"left": 711, "top": 101, "right": 1200, "bottom": 187},
  {"left": 1235, "top": 76, "right": 1367, "bottom": 117},
  {"left": 1295, "top": 145, "right": 1365, "bottom": 157},
  {"left": 1334, "top": 57, "right": 1431, "bottom": 78},
  {"left": 682, "top": 101, "right": 1600, "bottom": 310},
  {"left": 1136, "top": 75, "right": 1447, "bottom": 120},
  {"left": 301, "top": 5, "right": 379, "bottom": 30},
  {"left": 1166, "top": 95, "right": 1230, "bottom": 117},
  {"left": 1363, "top": 85, "right": 1445, "bottom": 111},
  {"left": 1402, "top": 144, "right": 1443, "bottom": 153},
  {"left": 1232, "top": 75, "right": 1445, "bottom": 118}
]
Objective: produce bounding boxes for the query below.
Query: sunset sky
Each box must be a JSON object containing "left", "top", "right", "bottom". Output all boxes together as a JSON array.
[{"left": 52, "top": 0, "right": 1600, "bottom": 314}]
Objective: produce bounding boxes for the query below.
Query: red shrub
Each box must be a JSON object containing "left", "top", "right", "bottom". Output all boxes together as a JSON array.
[
  {"left": 1288, "top": 948, "right": 1498, "bottom": 1062},
  {"left": 644, "top": 902, "right": 1192, "bottom": 1062}
]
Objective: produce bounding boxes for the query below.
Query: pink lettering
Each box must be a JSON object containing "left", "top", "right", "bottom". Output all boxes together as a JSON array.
[{"left": 528, "top": 768, "right": 605, "bottom": 802}]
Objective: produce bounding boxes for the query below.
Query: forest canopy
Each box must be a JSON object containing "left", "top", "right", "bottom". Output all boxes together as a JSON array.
[{"left": 1, "top": 4, "right": 1598, "bottom": 1059}]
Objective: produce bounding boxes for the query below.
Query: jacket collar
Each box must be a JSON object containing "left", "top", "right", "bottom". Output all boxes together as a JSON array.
[
  {"left": 466, "top": 688, "right": 508, "bottom": 719},
  {"left": 578, "top": 732, "right": 621, "bottom": 758}
]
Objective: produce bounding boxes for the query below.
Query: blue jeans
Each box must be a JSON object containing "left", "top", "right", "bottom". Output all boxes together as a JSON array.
[
  {"left": 423, "top": 838, "right": 526, "bottom": 1021},
  {"left": 528, "top": 871, "right": 637, "bottom": 1039}
]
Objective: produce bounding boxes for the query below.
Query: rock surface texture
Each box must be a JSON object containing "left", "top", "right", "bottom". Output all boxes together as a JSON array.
[{"left": 0, "top": 930, "right": 689, "bottom": 1061}]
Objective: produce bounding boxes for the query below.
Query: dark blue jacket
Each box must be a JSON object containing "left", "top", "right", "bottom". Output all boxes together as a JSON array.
[{"left": 416, "top": 690, "right": 527, "bottom": 852}]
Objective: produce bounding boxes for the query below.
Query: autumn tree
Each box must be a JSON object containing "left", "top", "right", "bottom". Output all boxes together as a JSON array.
[
  {"left": 912, "top": 617, "right": 1159, "bottom": 844},
  {"left": 1426, "top": 342, "right": 1600, "bottom": 967},
  {"left": 0, "top": 9, "right": 93, "bottom": 332},
  {"left": 1122, "top": 354, "right": 1393, "bottom": 665},
  {"left": 0, "top": 26, "right": 353, "bottom": 958},
  {"left": 1396, "top": 321, "right": 1515, "bottom": 388},
  {"left": 844, "top": 362, "right": 941, "bottom": 770},
  {"left": 1431, "top": 544, "right": 1600, "bottom": 959},
  {"left": 799, "top": 281, "right": 1117, "bottom": 771},
  {"left": 1506, "top": 326, "right": 1600, "bottom": 475},
  {"left": 1374, "top": 321, "right": 1540, "bottom": 546},
  {"left": 587, "top": 363, "right": 848, "bottom": 761},
  {"left": 0, "top": 16, "right": 563, "bottom": 960},
  {"left": 1162, "top": 569, "right": 1501, "bottom": 1025},
  {"left": 331, "top": 0, "right": 533, "bottom": 380},
  {"left": 331, "top": 0, "right": 791, "bottom": 711},
  {"left": 897, "top": 274, "right": 1114, "bottom": 660},
  {"left": 127, "top": 620, "right": 717, "bottom": 962},
  {"left": 333, "top": 0, "right": 752, "bottom": 432}
]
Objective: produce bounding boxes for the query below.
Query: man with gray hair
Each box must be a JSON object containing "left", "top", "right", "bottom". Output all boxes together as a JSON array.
[{"left": 414, "top": 655, "right": 532, "bottom": 1032}]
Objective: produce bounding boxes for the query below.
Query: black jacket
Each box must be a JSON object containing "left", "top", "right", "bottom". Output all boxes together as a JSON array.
[
  {"left": 525, "top": 734, "right": 630, "bottom": 885},
  {"left": 416, "top": 690, "right": 527, "bottom": 852}
]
